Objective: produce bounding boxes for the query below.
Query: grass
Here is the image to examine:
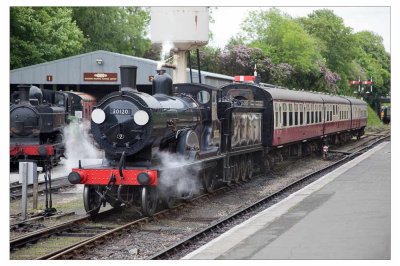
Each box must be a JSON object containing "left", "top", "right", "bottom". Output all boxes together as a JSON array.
[{"left": 367, "top": 104, "right": 384, "bottom": 129}]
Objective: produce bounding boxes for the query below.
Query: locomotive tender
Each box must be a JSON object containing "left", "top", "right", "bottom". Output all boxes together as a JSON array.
[{"left": 68, "top": 65, "right": 367, "bottom": 217}]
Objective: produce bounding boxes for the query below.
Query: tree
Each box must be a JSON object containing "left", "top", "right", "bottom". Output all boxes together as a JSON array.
[
  {"left": 71, "top": 7, "right": 151, "bottom": 56},
  {"left": 10, "top": 7, "right": 85, "bottom": 69},
  {"left": 242, "top": 9, "right": 322, "bottom": 73},
  {"left": 299, "top": 10, "right": 357, "bottom": 80},
  {"left": 219, "top": 45, "right": 271, "bottom": 78}
]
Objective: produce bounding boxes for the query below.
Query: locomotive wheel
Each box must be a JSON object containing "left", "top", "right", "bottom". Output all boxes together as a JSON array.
[
  {"left": 161, "top": 194, "right": 176, "bottom": 209},
  {"left": 159, "top": 187, "right": 176, "bottom": 209},
  {"left": 141, "top": 186, "right": 158, "bottom": 217},
  {"left": 247, "top": 159, "right": 254, "bottom": 179},
  {"left": 240, "top": 159, "right": 248, "bottom": 181},
  {"left": 202, "top": 169, "right": 217, "bottom": 193},
  {"left": 264, "top": 157, "right": 271, "bottom": 174},
  {"left": 233, "top": 161, "right": 240, "bottom": 183},
  {"left": 83, "top": 185, "right": 102, "bottom": 217}
]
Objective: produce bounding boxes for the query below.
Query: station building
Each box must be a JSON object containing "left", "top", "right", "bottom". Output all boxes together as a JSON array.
[{"left": 10, "top": 50, "right": 233, "bottom": 99}]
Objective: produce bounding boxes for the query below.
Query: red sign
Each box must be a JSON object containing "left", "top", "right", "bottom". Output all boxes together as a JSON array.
[
  {"left": 349, "top": 80, "right": 373, "bottom": 85},
  {"left": 46, "top": 75, "right": 53, "bottom": 82},
  {"left": 362, "top": 81, "right": 373, "bottom": 85},
  {"left": 84, "top": 73, "right": 118, "bottom": 82},
  {"left": 234, "top": 76, "right": 256, "bottom": 82}
]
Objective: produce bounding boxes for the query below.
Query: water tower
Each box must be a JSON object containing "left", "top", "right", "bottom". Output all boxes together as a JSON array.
[{"left": 150, "top": 7, "right": 209, "bottom": 83}]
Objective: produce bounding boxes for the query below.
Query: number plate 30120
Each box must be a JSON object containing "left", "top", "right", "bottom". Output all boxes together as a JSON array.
[{"left": 110, "top": 108, "right": 132, "bottom": 115}]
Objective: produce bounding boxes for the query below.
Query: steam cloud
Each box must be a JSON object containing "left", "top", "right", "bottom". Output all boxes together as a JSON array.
[
  {"left": 62, "top": 120, "right": 104, "bottom": 171},
  {"left": 157, "top": 152, "right": 202, "bottom": 199},
  {"left": 157, "top": 41, "right": 174, "bottom": 70}
]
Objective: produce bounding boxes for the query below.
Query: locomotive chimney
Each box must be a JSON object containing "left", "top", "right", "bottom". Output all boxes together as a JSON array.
[
  {"left": 17, "top": 84, "right": 30, "bottom": 102},
  {"left": 119, "top": 65, "right": 137, "bottom": 92},
  {"left": 152, "top": 69, "right": 173, "bottom": 96}
]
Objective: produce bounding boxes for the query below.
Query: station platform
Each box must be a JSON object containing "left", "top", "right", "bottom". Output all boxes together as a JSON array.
[{"left": 184, "top": 141, "right": 391, "bottom": 259}]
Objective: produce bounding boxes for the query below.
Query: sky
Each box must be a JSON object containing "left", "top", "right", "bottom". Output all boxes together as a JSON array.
[{"left": 209, "top": 6, "right": 391, "bottom": 53}]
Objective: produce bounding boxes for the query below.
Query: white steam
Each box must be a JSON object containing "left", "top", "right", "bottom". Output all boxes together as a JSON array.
[
  {"left": 157, "top": 41, "right": 175, "bottom": 70},
  {"left": 62, "top": 120, "right": 104, "bottom": 170},
  {"left": 161, "top": 41, "right": 174, "bottom": 61},
  {"left": 157, "top": 152, "right": 201, "bottom": 199}
]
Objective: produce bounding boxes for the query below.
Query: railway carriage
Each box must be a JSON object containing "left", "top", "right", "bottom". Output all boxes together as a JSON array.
[
  {"left": 65, "top": 91, "right": 97, "bottom": 122},
  {"left": 220, "top": 80, "right": 366, "bottom": 161},
  {"left": 348, "top": 97, "right": 368, "bottom": 136}
]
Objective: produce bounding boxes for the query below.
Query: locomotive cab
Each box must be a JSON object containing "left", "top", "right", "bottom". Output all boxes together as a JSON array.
[{"left": 174, "top": 83, "right": 221, "bottom": 155}]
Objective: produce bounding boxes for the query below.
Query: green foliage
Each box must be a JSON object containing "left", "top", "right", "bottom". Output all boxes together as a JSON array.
[
  {"left": 191, "top": 46, "right": 223, "bottom": 74},
  {"left": 10, "top": 7, "right": 86, "bottom": 69},
  {"left": 299, "top": 9, "right": 357, "bottom": 75},
  {"left": 353, "top": 31, "right": 390, "bottom": 97},
  {"left": 71, "top": 7, "right": 151, "bottom": 56},
  {"left": 243, "top": 9, "right": 321, "bottom": 73},
  {"left": 184, "top": 8, "right": 390, "bottom": 102},
  {"left": 367, "top": 104, "right": 382, "bottom": 127}
]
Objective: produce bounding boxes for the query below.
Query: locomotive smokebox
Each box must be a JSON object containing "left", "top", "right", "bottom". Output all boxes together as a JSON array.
[
  {"left": 120, "top": 65, "right": 137, "bottom": 92},
  {"left": 17, "top": 84, "right": 30, "bottom": 102},
  {"left": 152, "top": 70, "right": 173, "bottom": 96}
]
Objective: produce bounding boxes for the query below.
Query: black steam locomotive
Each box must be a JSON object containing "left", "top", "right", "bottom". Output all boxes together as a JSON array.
[
  {"left": 68, "top": 65, "right": 367, "bottom": 217},
  {"left": 10, "top": 85, "right": 97, "bottom": 164},
  {"left": 10, "top": 85, "right": 67, "bottom": 164}
]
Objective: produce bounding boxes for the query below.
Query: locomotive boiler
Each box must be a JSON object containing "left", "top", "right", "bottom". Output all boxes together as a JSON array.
[{"left": 90, "top": 66, "right": 201, "bottom": 162}]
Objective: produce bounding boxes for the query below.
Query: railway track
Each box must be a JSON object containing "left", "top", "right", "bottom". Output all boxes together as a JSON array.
[
  {"left": 10, "top": 131, "right": 390, "bottom": 260},
  {"left": 11, "top": 190, "right": 226, "bottom": 260},
  {"left": 10, "top": 176, "right": 72, "bottom": 200}
]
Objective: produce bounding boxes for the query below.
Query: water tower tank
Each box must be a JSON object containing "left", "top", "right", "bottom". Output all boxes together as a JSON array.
[{"left": 151, "top": 7, "right": 209, "bottom": 50}]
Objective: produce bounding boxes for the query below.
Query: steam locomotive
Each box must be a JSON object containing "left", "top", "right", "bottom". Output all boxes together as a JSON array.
[
  {"left": 10, "top": 85, "right": 96, "bottom": 164},
  {"left": 68, "top": 65, "right": 367, "bottom": 217}
]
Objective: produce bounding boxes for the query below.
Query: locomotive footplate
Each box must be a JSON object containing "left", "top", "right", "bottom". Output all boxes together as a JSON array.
[{"left": 10, "top": 144, "right": 56, "bottom": 156}]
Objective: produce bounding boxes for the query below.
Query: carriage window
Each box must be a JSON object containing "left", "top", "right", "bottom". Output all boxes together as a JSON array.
[
  {"left": 275, "top": 111, "right": 279, "bottom": 128},
  {"left": 326, "top": 106, "right": 329, "bottom": 121},
  {"left": 300, "top": 111, "right": 303, "bottom": 125},
  {"left": 282, "top": 103, "right": 287, "bottom": 127},
  {"left": 283, "top": 112, "right": 287, "bottom": 127},
  {"left": 289, "top": 104, "right": 293, "bottom": 126}
]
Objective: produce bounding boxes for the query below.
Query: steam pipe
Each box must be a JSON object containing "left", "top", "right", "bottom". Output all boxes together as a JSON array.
[
  {"left": 188, "top": 50, "right": 193, "bottom": 83},
  {"left": 196, "top": 49, "right": 202, "bottom": 84}
]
